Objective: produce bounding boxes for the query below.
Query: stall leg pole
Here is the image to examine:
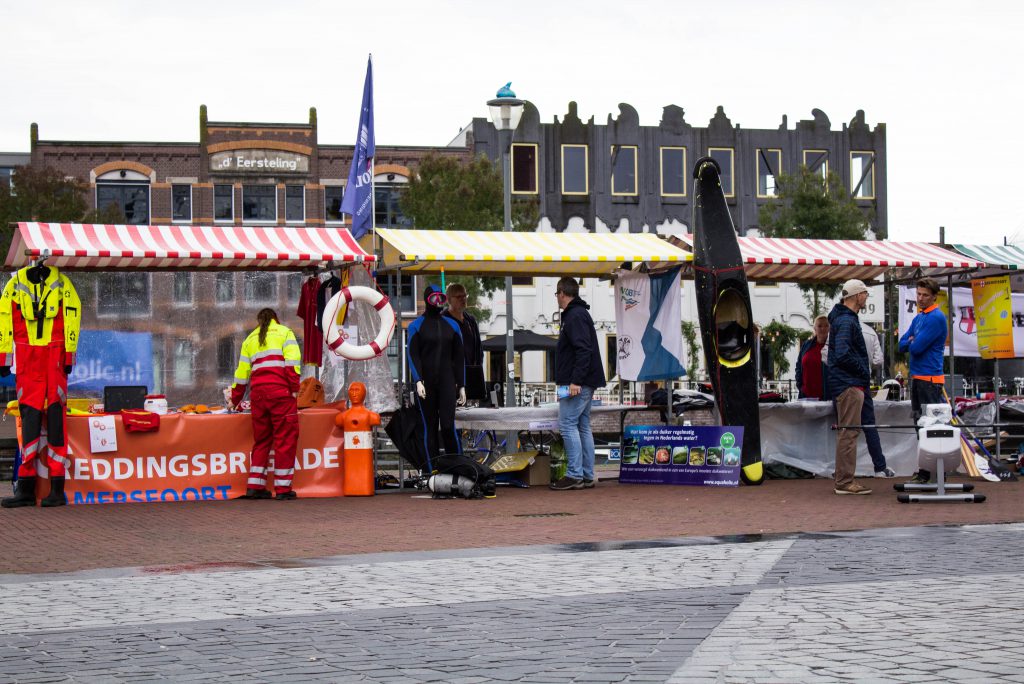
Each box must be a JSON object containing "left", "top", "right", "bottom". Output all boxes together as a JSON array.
[{"left": 946, "top": 273, "right": 955, "bottom": 403}]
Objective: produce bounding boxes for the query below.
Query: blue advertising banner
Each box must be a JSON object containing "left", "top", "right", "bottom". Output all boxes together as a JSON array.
[
  {"left": 67, "top": 331, "right": 153, "bottom": 393},
  {"left": 619, "top": 425, "right": 743, "bottom": 487}
]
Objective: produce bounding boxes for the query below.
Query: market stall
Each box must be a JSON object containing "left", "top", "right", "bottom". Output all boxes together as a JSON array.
[
  {"left": 64, "top": 409, "right": 343, "bottom": 503},
  {"left": 4, "top": 222, "right": 376, "bottom": 504}
]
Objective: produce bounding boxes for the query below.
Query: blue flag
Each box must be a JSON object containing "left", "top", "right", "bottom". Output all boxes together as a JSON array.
[{"left": 341, "top": 56, "right": 376, "bottom": 239}]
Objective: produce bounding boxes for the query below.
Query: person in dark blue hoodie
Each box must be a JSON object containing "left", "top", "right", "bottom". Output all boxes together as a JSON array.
[
  {"left": 827, "top": 279, "right": 873, "bottom": 496},
  {"left": 551, "top": 277, "right": 606, "bottom": 491}
]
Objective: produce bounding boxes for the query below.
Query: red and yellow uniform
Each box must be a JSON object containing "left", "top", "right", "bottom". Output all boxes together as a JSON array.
[
  {"left": 231, "top": 321, "right": 301, "bottom": 495},
  {"left": 0, "top": 265, "right": 81, "bottom": 480}
]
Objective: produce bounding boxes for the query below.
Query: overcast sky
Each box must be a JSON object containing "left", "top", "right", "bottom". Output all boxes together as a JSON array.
[{"left": 2, "top": 0, "right": 1021, "bottom": 245}]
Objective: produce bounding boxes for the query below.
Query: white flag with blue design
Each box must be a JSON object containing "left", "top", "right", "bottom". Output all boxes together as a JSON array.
[{"left": 614, "top": 268, "right": 686, "bottom": 381}]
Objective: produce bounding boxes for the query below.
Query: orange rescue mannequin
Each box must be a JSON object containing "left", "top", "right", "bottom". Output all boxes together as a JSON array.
[{"left": 335, "top": 382, "right": 380, "bottom": 495}]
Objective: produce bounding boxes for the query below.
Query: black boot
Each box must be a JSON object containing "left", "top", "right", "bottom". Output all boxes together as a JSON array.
[
  {"left": 1, "top": 476, "right": 37, "bottom": 508},
  {"left": 40, "top": 476, "right": 66, "bottom": 507}
]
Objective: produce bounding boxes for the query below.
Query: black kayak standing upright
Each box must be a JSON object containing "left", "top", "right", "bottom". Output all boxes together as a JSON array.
[{"left": 691, "top": 156, "right": 764, "bottom": 485}]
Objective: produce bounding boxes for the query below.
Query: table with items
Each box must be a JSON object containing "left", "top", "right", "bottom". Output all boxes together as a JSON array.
[{"left": 61, "top": 409, "right": 343, "bottom": 504}]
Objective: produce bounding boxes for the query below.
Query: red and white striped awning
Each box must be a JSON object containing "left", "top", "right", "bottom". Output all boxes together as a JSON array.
[
  {"left": 672, "top": 235, "right": 985, "bottom": 282},
  {"left": 5, "top": 223, "right": 375, "bottom": 271}
]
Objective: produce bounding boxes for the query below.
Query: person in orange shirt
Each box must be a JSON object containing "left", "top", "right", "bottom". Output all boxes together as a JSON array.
[{"left": 899, "top": 277, "right": 947, "bottom": 483}]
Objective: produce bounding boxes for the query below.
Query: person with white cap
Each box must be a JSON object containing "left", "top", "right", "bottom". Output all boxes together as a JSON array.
[{"left": 826, "top": 279, "right": 873, "bottom": 495}]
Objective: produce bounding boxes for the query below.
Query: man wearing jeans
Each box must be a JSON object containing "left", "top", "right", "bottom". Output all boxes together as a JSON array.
[{"left": 551, "top": 277, "right": 606, "bottom": 491}]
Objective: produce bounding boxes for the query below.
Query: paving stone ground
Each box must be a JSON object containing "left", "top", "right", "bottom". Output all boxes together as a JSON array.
[{"left": 3, "top": 523, "right": 1024, "bottom": 682}]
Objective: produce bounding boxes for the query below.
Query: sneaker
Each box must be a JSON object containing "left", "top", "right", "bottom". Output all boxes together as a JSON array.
[
  {"left": 834, "top": 482, "right": 872, "bottom": 495},
  {"left": 241, "top": 488, "right": 272, "bottom": 499},
  {"left": 275, "top": 491, "right": 298, "bottom": 501},
  {"left": 550, "top": 476, "right": 584, "bottom": 491},
  {"left": 582, "top": 478, "right": 596, "bottom": 489},
  {"left": 874, "top": 467, "right": 896, "bottom": 478},
  {"left": 907, "top": 470, "right": 931, "bottom": 485}
]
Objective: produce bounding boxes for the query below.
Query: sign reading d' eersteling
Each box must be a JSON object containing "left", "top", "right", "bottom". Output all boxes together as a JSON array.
[{"left": 619, "top": 425, "right": 743, "bottom": 487}]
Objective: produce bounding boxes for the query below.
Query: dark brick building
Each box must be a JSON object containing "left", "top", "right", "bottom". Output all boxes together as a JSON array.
[{"left": 470, "top": 102, "right": 886, "bottom": 237}]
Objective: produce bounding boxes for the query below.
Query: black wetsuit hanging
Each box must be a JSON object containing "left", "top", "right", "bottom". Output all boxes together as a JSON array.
[{"left": 407, "top": 285, "right": 465, "bottom": 467}]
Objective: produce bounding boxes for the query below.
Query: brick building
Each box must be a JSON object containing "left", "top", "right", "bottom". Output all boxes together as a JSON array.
[{"left": 20, "top": 106, "right": 470, "bottom": 405}]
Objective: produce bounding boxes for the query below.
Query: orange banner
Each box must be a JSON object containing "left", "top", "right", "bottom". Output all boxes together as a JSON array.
[{"left": 63, "top": 409, "right": 344, "bottom": 505}]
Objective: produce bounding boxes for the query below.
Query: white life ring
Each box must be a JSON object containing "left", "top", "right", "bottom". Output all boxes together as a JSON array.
[{"left": 322, "top": 286, "right": 396, "bottom": 361}]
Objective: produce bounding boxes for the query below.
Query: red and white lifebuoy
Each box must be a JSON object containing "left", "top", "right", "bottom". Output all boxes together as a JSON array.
[{"left": 322, "top": 286, "right": 396, "bottom": 361}]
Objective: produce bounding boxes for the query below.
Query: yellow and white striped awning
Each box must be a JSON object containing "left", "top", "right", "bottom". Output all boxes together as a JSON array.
[{"left": 373, "top": 228, "right": 691, "bottom": 276}]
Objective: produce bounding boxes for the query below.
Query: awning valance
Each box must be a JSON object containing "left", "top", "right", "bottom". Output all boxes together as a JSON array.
[
  {"left": 373, "top": 228, "right": 691, "bottom": 276},
  {"left": 5, "top": 222, "right": 374, "bottom": 271},
  {"left": 950, "top": 243, "right": 1024, "bottom": 270},
  {"left": 669, "top": 235, "right": 984, "bottom": 283}
]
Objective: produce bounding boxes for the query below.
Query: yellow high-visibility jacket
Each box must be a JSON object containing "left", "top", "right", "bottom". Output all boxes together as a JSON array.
[
  {"left": 0, "top": 266, "right": 82, "bottom": 367},
  {"left": 230, "top": 320, "right": 301, "bottom": 404}
]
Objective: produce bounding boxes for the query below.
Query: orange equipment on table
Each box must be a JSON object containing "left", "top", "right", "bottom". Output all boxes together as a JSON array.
[{"left": 334, "top": 382, "right": 380, "bottom": 496}]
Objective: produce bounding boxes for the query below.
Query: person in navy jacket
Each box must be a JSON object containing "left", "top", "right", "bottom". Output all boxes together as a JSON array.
[
  {"left": 550, "top": 277, "right": 606, "bottom": 491},
  {"left": 827, "top": 280, "right": 873, "bottom": 496}
]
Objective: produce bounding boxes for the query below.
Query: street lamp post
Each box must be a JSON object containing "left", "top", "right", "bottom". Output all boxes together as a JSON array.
[{"left": 488, "top": 83, "right": 524, "bottom": 446}]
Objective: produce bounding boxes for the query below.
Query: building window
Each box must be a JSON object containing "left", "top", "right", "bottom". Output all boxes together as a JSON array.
[
  {"left": 97, "top": 273, "right": 151, "bottom": 317},
  {"left": 660, "top": 147, "right": 687, "bottom": 196},
  {"left": 172, "top": 272, "right": 193, "bottom": 305},
  {"left": 243, "top": 185, "right": 276, "bottom": 222},
  {"left": 511, "top": 276, "right": 534, "bottom": 286},
  {"left": 611, "top": 145, "right": 638, "bottom": 196},
  {"left": 511, "top": 143, "right": 538, "bottom": 194},
  {"left": 850, "top": 151, "right": 875, "bottom": 199},
  {"left": 374, "top": 183, "right": 413, "bottom": 228},
  {"left": 171, "top": 184, "right": 191, "bottom": 222},
  {"left": 708, "top": 148, "right": 735, "bottom": 197},
  {"left": 216, "top": 336, "right": 236, "bottom": 381},
  {"left": 96, "top": 183, "right": 150, "bottom": 224},
  {"left": 803, "top": 149, "right": 828, "bottom": 179},
  {"left": 0, "top": 166, "right": 15, "bottom": 191},
  {"left": 561, "top": 144, "right": 588, "bottom": 195},
  {"left": 215, "top": 272, "right": 235, "bottom": 305},
  {"left": 286, "top": 273, "right": 303, "bottom": 302},
  {"left": 214, "top": 184, "right": 233, "bottom": 222},
  {"left": 285, "top": 185, "right": 304, "bottom": 222},
  {"left": 605, "top": 334, "right": 617, "bottom": 380},
  {"left": 324, "top": 186, "right": 344, "bottom": 222},
  {"left": 379, "top": 273, "right": 415, "bottom": 314},
  {"left": 756, "top": 149, "right": 782, "bottom": 198},
  {"left": 173, "top": 339, "right": 195, "bottom": 388},
  {"left": 243, "top": 272, "right": 278, "bottom": 303}
]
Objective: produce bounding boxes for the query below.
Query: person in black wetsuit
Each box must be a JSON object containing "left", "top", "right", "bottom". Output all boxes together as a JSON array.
[{"left": 408, "top": 285, "right": 466, "bottom": 466}]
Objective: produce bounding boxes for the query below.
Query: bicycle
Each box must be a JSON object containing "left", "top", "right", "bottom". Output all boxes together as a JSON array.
[{"left": 461, "top": 428, "right": 506, "bottom": 466}]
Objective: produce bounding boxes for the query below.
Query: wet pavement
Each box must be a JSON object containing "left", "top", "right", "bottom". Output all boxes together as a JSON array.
[{"left": 2, "top": 478, "right": 1024, "bottom": 681}]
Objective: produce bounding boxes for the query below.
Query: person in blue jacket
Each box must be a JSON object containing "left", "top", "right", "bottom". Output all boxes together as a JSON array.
[
  {"left": 550, "top": 277, "right": 606, "bottom": 491},
  {"left": 899, "top": 277, "right": 947, "bottom": 483},
  {"left": 827, "top": 280, "right": 874, "bottom": 496},
  {"left": 408, "top": 285, "right": 465, "bottom": 468}
]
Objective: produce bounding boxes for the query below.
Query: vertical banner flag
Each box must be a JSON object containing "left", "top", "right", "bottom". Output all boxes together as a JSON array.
[
  {"left": 614, "top": 267, "right": 686, "bottom": 380},
  {"left": 971, "top": 275, "right": 1014, "bottom": 359},
  {"left": 341, "top": 55, "right": 375, "bottom": 239},
  {"left": 898, "top": 285, "right": 1024, "bottom": 358}
]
